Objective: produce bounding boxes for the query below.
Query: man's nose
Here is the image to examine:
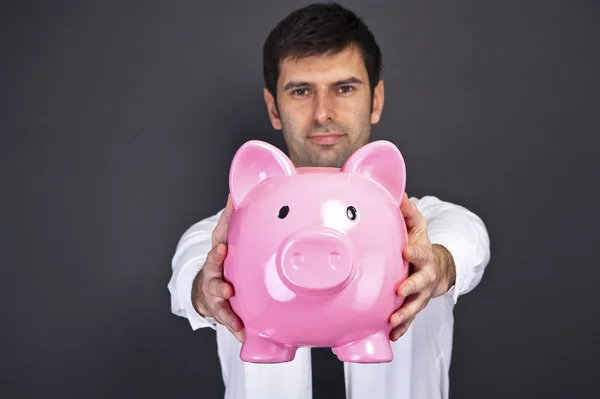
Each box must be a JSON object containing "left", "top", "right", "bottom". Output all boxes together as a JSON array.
[{"left": 313, "top": 91, "right": 336, "bottom": 125}]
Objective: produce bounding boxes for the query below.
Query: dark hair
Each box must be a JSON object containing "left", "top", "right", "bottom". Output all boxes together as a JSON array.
[{"left": 262, "top": 3, "right": 382, "bottom": 101}]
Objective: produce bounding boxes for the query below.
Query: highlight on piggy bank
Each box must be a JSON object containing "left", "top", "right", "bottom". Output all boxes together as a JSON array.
[{"left": 223, "top": 139, "right": 410, "bottom": 364}]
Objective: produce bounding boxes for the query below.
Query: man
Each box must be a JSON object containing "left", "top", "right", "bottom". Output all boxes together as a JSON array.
[{"left": 168, "top": 3, "right": 490, "bottom": 399}]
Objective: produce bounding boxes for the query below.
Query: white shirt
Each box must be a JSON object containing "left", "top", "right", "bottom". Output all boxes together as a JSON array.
[{"left": 168, "top": 195, "right": 491, "bottom": 399}]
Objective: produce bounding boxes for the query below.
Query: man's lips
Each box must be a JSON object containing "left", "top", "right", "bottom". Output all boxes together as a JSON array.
[{"left": 308, "top": 133, "right": 345, "bottom": 145}]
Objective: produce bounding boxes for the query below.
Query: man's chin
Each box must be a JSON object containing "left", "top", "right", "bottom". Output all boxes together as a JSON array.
[{"left": 309, "top": 148, "right": 351, "bottom": 168}]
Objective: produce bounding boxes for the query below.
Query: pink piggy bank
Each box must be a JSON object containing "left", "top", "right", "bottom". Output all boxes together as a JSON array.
[{"left": 223, "top": 139, "right": 409, "bottom": 364}]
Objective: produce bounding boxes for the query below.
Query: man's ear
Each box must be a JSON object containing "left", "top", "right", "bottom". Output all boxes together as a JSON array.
[
  {"left": 264, "top": 87, "right": 282, "bottom": 130},
  {"left": 370, "top": 80, "right": 385, "bottom": 124}
]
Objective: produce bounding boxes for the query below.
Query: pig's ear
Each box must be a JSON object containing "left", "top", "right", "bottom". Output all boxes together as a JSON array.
[
  {"left": 341, "top": 140, "right": 406, "bottom": 205},
  {"left": 229, "top": 140, "right": 296, "bottom": 208}
]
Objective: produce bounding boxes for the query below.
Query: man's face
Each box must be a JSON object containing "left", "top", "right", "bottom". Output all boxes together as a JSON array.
[{"left": 264, "top": 45, "right": 384, "bottom": 168}]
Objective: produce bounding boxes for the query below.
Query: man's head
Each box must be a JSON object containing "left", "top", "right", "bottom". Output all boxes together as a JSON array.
[{"left": 262, "top": 3, "right": 384, "bottom": 168}]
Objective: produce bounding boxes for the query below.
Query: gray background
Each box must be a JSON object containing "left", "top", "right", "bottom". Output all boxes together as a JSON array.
[{"left": 2, "top": 0, "right": 599, "bottom": 398}]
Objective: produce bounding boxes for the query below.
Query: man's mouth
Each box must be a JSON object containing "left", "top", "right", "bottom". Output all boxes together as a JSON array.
[{"left": 308, "top": 133, "right": 345, "bottom": 146}]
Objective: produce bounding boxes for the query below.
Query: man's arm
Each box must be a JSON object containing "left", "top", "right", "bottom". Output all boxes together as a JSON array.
[
  {"left": 413, "top": 195, "right": 491, "bottom": 304},
  {"left": 167, "top": 209, "right": 224, "bottom": 330}
]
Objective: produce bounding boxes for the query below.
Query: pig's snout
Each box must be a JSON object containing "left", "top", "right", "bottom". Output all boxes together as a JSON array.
[{"left": 277, "top": 228, "right": 356, "bottom": 295}]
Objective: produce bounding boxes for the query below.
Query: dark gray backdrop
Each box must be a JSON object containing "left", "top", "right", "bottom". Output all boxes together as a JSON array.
[{"left": 2, "top": 0, "right": 599, "bottom": 398}]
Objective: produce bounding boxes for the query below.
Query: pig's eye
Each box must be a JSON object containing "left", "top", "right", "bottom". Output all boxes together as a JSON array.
[
  {"left": 346, "top": 206, "right": 357, "bottom": 220},
  {"left": 278, "top": 206, "right": 290, "bottom": 219}
]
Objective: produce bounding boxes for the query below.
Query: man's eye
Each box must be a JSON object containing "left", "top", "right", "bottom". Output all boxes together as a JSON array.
[
  {"left": 339, "top": 86, "right": 354, "bottom": 93},
  {"left": 293, "top": 88, "right": 309, "bottom": 96}
]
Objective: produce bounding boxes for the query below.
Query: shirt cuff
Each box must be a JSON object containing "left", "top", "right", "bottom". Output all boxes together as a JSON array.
[
  {"left": 175, "top": 255, "right": 218, "bottom": 330},
  {"left": 430, "top": 231, "right": 476, "bottom": 304}
]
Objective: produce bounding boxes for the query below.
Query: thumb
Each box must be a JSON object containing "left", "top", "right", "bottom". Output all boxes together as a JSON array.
[
  {"left": 400, "top": 194, "right": 426, "bottom": 233},
  {"left": 204, "top": 243, "right": 227, "bottom": 273},
  {"left": 212, "top": 194, "right": 235, "bottom": 246}
]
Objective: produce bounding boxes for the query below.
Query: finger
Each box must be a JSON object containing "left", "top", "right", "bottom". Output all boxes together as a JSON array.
[
  {"left": 212, "top": 195, "right": 235, "bottom": 246},
  {"left": 398, "top": 269, "right": 434, "bottom": 297},
  {"left": 403, "top": 245, "right": 434, "bottom": 266},
  {"left": 213, "top": 300, "right": 243, "bottom": 331},
  {"left": 390, "top": 319, "right": 413, "bottom": 341},
  {"left": 207, "top": 277, "right": 234, "bottom": 299},
  {"left": 226, "top": 325, "right": 245, "bottom": 343},
  {"left": 400, "top": 195, "right": 426, "bottom": 232},
  {"left": 390, "top": 291, "right": 421, "bottom": 326},
  {"left": 392, "top": 292, "right": 430, "bottom": 328},
  {"left": 204, "top": 243, "right": 227, "bottom": 272}
]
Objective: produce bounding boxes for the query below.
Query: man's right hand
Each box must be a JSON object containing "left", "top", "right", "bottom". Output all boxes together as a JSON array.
[{"left": 191, "top": 195, "right": 245, "bottom": 343}]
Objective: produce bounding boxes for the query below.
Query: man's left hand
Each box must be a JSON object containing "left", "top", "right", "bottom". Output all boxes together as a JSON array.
[{"left": 389, "top": 193, "right": 456, "bottom": 341}]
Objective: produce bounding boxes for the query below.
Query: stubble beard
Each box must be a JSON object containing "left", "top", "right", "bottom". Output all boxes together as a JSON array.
[
  {"left": 282, "top": 119, "right": 371, "bottom": 169},
  {"left": 302, "top": 144, "right": 356, "bottom": 168}
]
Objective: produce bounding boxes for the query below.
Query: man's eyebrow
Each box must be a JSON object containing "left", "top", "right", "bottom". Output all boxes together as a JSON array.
[
  {"left": 332, "top": 77, "right": 363, "bottom": 86},
  {"left": 283, "top": 81, "right": 311, "bottom": 91},
  {"left": 282, "top": 77, "right": 363, "bottom": 91}
]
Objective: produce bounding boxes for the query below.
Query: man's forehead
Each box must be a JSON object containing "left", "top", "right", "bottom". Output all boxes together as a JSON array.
[{"left": 278, "top": 46, "right": 368, "bottom": 86}]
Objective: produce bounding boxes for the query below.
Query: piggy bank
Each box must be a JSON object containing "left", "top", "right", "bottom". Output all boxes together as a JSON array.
[{"left": 223, "top": 139, "right": 409, "bottom": 364}]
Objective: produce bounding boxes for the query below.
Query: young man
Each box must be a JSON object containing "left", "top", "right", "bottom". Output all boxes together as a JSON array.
[{"left": 168, "top": 3, "right": 491, "bottom": 399}]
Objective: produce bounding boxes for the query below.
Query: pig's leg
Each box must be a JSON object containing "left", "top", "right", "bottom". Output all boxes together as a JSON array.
[
  {"left": 333, "top": 331, "right": 393, "bottom": 363},
  {"left": 240, "top": 331, "right": 297, "bottom": 363}
]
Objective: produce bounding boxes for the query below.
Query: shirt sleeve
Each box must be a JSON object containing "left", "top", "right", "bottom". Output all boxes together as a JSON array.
[
  {"left": 167, "top": 209, "right": 225, "bottom": 330},
  {"left": 411, "top": 195, "right": 491, "bottom": 304}
]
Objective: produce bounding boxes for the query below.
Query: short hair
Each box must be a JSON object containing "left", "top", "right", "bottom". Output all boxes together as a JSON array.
[{"left": 262, "top": 3, "right": 383, "bottom": 100}]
